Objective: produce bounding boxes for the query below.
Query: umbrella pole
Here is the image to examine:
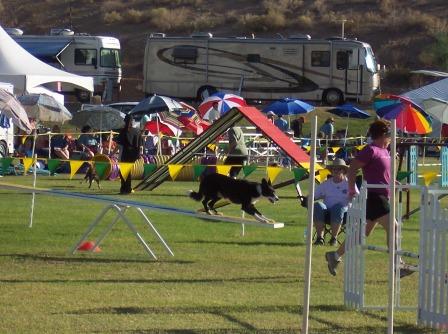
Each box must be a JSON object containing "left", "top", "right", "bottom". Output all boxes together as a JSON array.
[
  {"left": 108, "top": 130, "right": 113, "bottom": 155},
  {"left": 343, "top": 115, "right": 350, "bottom": 147},
  {"left": 29, "top": 153, "right": 38, "bottom": 228},
  {"left": 156, "top": 117, "right": 162, "bottom": 155}
]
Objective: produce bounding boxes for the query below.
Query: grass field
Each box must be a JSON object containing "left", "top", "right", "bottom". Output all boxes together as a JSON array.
[{"left": 0, "top": 161, "right": 444, "bottom": 334}]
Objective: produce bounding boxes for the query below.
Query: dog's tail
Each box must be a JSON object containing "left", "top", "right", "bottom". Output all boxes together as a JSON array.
[{"left": 188, "top": 190, "right": 203, "bottom": 201}]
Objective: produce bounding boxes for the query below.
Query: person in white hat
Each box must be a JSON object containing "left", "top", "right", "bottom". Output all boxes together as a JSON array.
[
  {"left": 311, "top": 158, "right": 357, "bottom": 246},
  {"left": 266, "top": 111, "right": 276, "bottom": 124}
]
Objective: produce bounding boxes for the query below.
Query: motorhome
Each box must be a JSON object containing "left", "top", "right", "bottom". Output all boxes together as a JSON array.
[
  {"left": 7, "top": 28, "right": 121, "bottom": 102},
  {"left": 0, "top": 82, "right": 15, "bottom": 157},
  {"left": 143, "top": 33, "right": 380, "bottom": 104}
]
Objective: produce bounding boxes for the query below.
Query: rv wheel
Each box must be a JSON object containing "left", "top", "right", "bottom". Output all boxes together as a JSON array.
[
  {"left": 323, "top": 89, "right": 343, "bottom": 106},
  {"left": 197, "top": 85, "right": 217, "bottom": 101},
  {"left": 0, "top": 141, "right": 7, "bottom": 158}
]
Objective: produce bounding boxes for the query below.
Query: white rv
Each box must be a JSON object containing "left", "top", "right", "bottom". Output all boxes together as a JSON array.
[
  {"left": 143, "top": 33, "right": 380, "bottom": 104},
  {"left": 0, "top": 82, "right": 15, "bottom": 157},
  {"left": 7, "top": 28, "right": 121, "bottom": 102}
]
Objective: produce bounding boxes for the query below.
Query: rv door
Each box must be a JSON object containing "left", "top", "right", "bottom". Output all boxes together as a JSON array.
[{"left": 335, "top": 48, "right": 360, "bottom": 96}]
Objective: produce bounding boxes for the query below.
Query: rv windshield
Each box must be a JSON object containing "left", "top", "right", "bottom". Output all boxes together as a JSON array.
[
  {"left": 364, "top": 46, "right": 377, "bottom": 73},
  {"left": 100, "top": 48, "right": 121, "bottom": 68}
]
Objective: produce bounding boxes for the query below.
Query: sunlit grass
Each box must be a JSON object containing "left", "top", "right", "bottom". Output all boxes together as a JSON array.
[{"left": 0, "top": 164, "right": 440, "bottom": 333}]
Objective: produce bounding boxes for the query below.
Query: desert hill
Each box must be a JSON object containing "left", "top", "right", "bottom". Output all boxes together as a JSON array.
[{"left": 1, "top": 0, "right": 447, "bottom": 100}]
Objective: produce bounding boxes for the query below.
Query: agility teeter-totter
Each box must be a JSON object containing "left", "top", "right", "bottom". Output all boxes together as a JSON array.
[
  {"left": 344, "top": 182, "right": 448, "bottom": 330},
  {"left": 0, "top": 182, "right": 284, "bottom": 261}
]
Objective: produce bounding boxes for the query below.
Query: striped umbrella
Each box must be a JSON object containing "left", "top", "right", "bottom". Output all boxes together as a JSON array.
[
  {"left": 198, "top": 92, "right": 246, "bottom": 121},
  {"left": 0, "top": 88, "right": 33, "bottom": 133},
  {"left": 373, "top": 94, "right": 432, "bottom": 135}
]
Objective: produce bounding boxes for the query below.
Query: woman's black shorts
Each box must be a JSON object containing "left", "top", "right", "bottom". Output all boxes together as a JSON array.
[{"left": 366, "top": 192, "right": 390, "bottom": 221}]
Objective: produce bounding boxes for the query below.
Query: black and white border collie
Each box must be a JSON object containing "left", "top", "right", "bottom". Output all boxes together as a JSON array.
[{"left": 189, "top": 173, "right": 279, "bottom": 223}]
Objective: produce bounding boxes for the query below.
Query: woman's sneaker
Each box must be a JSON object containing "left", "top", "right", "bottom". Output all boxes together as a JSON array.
[
  {"left": 325, "top": 251, "right": 341, "bottom": 276},
  {"left": 329, "top": 237, "right": 338, "bottom": 246},
  {"left": 313, "top": 237, "right": 325, "bottom": 245}
]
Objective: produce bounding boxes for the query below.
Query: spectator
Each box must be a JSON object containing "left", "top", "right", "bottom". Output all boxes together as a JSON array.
[
  {"left": 274, "top": 114, "right": 288, "bottom": 132},
  {"left": 320, "top": 117, "right": 335, "bottom": 140},
  {"left": 224, "top": 126, "right": 248, "bottom": 178},
  {"left": 312, "top": 158, "right": 357, "bottom": 246},
  {"left": 291, "top": 116, "right": 305, "bottom": 138},
  {"left": 77, "top": 125, "right": 99, "bottom": 159},
  {"left": 208, "top": 102, "right": 220, "bottom": 123},
  {"left": 50, "top": 125, "right": 70, "bottom": 160},
  {"left": 115, "top": 115, "right": 143, "bottom": 194},
  {"left": 266, "top": 111, "right": 276, "bottom": 124}
]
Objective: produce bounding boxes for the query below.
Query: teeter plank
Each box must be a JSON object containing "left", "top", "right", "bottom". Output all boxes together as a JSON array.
[{"left": 0, "top": 182, "right": 284, "bottom": 228}]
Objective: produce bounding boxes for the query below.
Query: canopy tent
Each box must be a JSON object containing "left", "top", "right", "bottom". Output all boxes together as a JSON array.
[
  {"left": 402, "top": 78, "right": 448, "bottom": 108},
  {"left": 0, "top": 26, "right": 93, "bottom": 95}
]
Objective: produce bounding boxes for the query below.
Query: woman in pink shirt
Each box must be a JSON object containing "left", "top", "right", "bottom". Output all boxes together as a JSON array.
[{"left": 325, "top": 120, "right": 394, "bottom": 275}]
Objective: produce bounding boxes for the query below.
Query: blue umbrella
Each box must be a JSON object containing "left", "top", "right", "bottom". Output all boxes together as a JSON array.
[
  {"left": 328, "top": 103, "right": 371, "bottom": 147},
  {"left": 262, "top": 98, "right": 314, "bottom": 116},
  {"left": 328, "top": 103, "right": 370, "bottom": 119}
]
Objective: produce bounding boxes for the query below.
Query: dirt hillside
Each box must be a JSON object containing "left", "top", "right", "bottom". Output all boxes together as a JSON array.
[{"left": 2, "top": 0, "right": 447, "bottom": 100}]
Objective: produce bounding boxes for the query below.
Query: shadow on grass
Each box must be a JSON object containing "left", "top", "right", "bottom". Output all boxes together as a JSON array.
[
  {"left": 0, "top": 274, "right": 299, "bottom": 285},
  {"left": 72, "top": 304, "right": 427, "bottom": 334},
  {"left": 0, "top": 253, "right": 193, "bottom": 265},
  {"left": 181, "top": 239, "right": 301, "bottom": 247}
]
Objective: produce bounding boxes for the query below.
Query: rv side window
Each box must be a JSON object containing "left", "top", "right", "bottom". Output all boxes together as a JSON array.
[
  {"left": 311, "top": 51, "right": 330, "bottom": 67},
  {"left": 75, "top": 49, "right": 97, "bottom": 66},
  {"left": 172, "top": 46, "right": 198, "bottom": 64},
  {"left": 336, "top": 51, "right": 349, "bottom": 70},
  {"left": 247, "top": 54, "right": 261, "bottom": 63}
]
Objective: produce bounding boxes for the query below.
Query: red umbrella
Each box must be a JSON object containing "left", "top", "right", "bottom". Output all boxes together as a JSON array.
[{"left": 144, "top": 119, "right": 180, "bottom": 136}]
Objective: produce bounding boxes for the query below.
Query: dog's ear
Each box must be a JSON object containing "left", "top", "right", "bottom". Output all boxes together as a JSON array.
[{"left": 262, "top": 178, "right": 271, "bottom": 186}]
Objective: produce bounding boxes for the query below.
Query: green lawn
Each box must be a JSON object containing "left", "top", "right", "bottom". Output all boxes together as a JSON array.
[{"left": 0, "top": 165, "right": 442, "bottom": 334}]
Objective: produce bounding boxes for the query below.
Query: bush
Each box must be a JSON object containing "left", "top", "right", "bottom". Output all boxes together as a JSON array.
[
  {"left": 103, "top": 11, "right": 123, "bottom": 24},
  {"left": 384, "top": 67, "right": 412, "bottom": 87},
  {"left": 149, "top": 7, "right": 192, "bottom": 31},
  {"left": 124, "top": 9, "right": 145, "bottom": 24}
]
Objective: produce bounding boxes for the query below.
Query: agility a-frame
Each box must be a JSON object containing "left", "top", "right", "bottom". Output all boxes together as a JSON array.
[{"left": 134, "top": 106, "right": 310, "bottom": 191}]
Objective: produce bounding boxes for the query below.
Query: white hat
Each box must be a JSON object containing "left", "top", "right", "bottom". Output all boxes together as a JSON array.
[
  {"left": 326, "top": 158, "right": 349, "bottom": 171},
  {"left": 266, "top": 111, "right": 276, "bottom": 117}
]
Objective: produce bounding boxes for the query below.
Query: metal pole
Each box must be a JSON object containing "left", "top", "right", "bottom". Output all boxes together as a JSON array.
[
  {"left": 29, "top": 153, "right": 38, "bottom": 228},
  {"left": 341, "top": 19, "right": 347, "bottom": 38},
  {"left": 387, "top": 119, "right": 397, "bottom": 334},
  {"left": 301, "top": 115, "right": 317, "bottom": 333}
]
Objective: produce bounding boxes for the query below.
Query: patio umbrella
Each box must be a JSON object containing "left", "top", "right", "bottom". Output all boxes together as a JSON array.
[
  {"left": 0, "top": 88, "right": 33, "bottom": 133},
  {"left": 71, "top": 106, "right": 125, "bottom": 131},
  {"left": 422, "top": 97, "right": 448, "bottom": 124},
  {"left": 144, "top": 117, "right": 181, "bottom": 137},
  {"left": 373, "top": 94, "right": 432, "bottom": 135},
  {"left": 328, "top": 103, "right": 370, "bottom": 119},
  {"left": 130, "top": 95, "right": 184, "bottom": 115},
  {"left": 174, "top": 101, "right": 210, "bottom": 135},
  {"left": 328, "top": 103, "right": 371, "bottom": 146},
  {"left": 262, "top": 98, "right": 314, "bottom": 116},
  {"left": 18, "top": 93, "right": 72, "bottom": 123},
  {"left": 198, "top": 92, "right": 246, "bottom": 121}
]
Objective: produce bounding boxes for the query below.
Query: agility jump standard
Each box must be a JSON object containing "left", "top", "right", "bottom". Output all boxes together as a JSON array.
[
  {"left": 0, "top": 182, "right": 284, "bottom": 260},
  {"left": 344, "top": 183, "right": 448, "bottom": 330}
]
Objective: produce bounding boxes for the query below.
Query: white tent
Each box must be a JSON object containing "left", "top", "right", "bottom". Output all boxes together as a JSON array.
[
  {"left": 402, "top": 77, "right": 448, "bottom": 107},
  {"left": 0, "top": 26, "right": 93, "bottom": 95}
]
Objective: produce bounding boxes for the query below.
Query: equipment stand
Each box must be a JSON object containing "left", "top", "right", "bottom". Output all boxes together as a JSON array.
[{"left": 70, "top": 204, "right": 174, "bottom": 260}]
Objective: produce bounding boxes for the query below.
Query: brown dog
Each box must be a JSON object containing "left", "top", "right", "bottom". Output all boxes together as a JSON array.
[{"left": 81, "top": 163, "right": 101, "bottom": 189}]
